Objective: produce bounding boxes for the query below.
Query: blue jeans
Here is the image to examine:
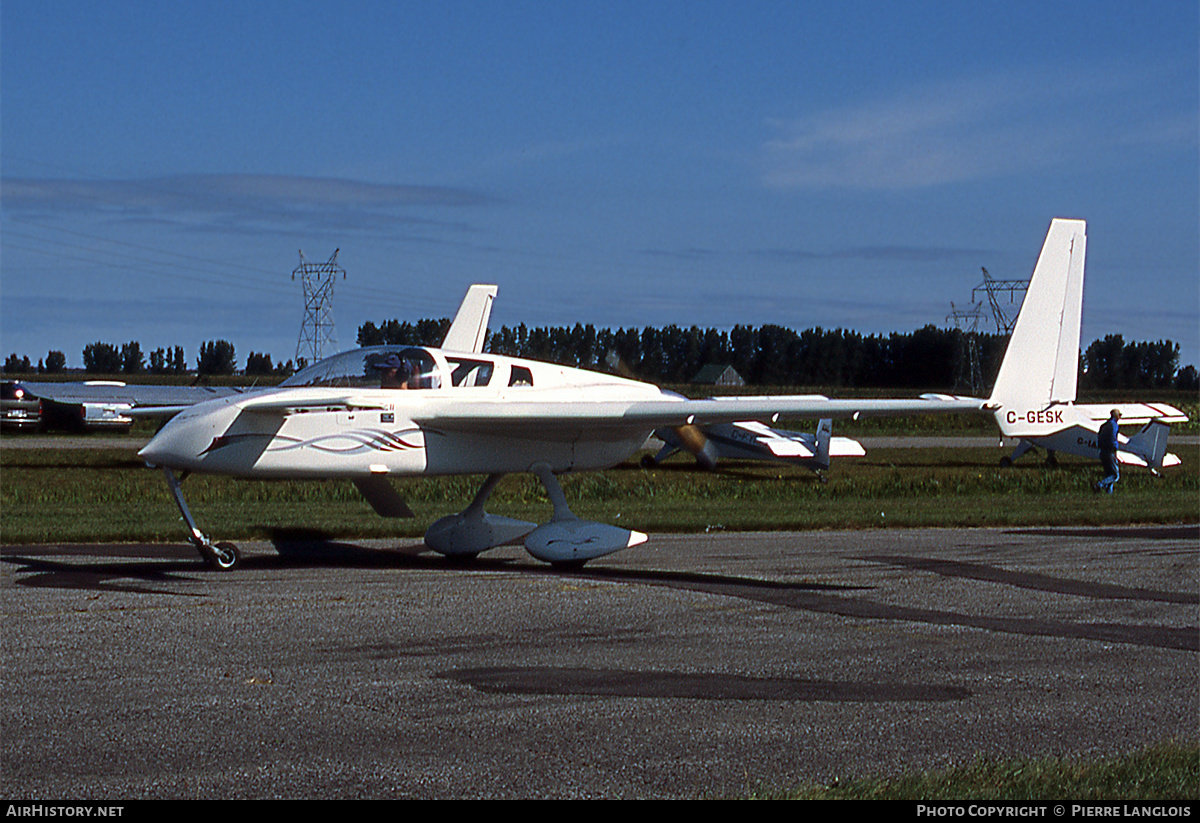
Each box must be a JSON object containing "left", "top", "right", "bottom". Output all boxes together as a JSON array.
[{"left": 1099, "top": 452, "right": 1119, "bottom": 493}]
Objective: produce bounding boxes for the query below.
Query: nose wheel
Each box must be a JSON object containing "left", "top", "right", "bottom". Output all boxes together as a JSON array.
[
  {"left": 204, "top": 541, "right": 242, "bottom": 571},
  {"left": 159, "top": 467, "right": 242, "bottom": 571}
]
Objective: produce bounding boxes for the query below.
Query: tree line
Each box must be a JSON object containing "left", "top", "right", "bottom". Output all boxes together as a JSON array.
[
  {"left": 3, "top": 340, "right": 301, "bottom": 378},
  {"left": 357, "top": 319, "right": 1198, "bottom": 392},
  {"left": 3, "top": 322, "right": 1196, "bottom": 392}
]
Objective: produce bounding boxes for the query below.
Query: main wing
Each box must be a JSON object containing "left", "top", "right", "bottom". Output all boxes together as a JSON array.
[
  {"left": 22, "top": 381, "right": 247, "bottom": 406},
  {"left": 411, "top": 392, "right": 987, "bottom": 436},
  {"left": 233, "top": 387, "right": 986, "bottom": 433},
  {"left": 20, "top": 380, "right": 256, "bottom": 424}
]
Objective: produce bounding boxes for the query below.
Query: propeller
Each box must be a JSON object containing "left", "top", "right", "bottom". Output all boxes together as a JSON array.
[
  {"left": 672, "top": 422, "right": 719, "bottom": 470},
  {"left": 605, "top": 349, "right": 720, "bottom": 470}
]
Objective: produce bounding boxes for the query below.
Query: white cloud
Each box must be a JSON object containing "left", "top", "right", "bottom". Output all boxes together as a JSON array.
[
  {"left": 761, "top": 67, "right": 1196, "bottom": 190},
  {"left": 0, "top": 174, "right": 495, "bottom": 235}
]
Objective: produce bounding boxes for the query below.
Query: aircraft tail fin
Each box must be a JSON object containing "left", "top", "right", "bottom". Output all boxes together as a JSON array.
[
  {"left": 442, "top": 284, "right": 498, "bottom": 353},
  {"left": 814, "top": 418, "right": 832, "bottom": 470},
  {"left": 1124, "top": 420, "right": 1172, "bottom": 471},
  {"left": 987, "top": 219, "right": 1086, "bottom": 410}
]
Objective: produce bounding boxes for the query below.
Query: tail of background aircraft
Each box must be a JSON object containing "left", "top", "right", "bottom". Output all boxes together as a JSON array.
[
  {"left": 984, "top": 218, "right": 1187, "bottom": 471},
  {"left": 987, "top": 218, "right": 1086, "bottom": 412},
  {"left": 1124, "top": 420, "right": 1175, "bottom": 471},
  {"left": 814, "top": 418, "right": 832, "bottom": 470}
]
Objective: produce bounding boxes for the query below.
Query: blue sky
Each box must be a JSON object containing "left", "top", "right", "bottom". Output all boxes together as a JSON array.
[{"left": 3, "top": 0, "right": 1197, "bottom": 372}]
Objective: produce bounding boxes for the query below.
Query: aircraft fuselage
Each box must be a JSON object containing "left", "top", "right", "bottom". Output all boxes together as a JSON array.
[
  {"left": 991, "top": 403, "right": 1184, "bottom": 469},
  {"left": 139, "top": 346, "right": 667, "bottom": 479}
]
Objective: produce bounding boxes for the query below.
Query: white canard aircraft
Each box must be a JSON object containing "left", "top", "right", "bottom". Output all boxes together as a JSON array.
[
  {"left": 138, "top": 288, "right": 987, "bottom": 570},
  {"left": 981, "top": 218, "right": 1187, "bottom": 472},
  {"left": 140, "top": 217, "right": 1177, "bottom": 571}
]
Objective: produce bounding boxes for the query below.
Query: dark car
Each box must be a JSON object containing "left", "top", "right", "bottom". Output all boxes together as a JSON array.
[{"left": 1, "top": 381, "right": 42, "bottom": 432}]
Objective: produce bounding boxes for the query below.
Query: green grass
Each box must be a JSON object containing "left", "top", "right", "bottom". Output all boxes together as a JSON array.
[
  {"left": 748, "top": 740, "right": 1199, "bottom": 800},
  {"left": 1, "top": 442, "right": 1196, "bottom": 545}
]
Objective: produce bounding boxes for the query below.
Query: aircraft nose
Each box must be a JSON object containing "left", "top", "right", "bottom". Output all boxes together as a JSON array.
[
  {"left": 138, "top": 419, "right": 196, "bottom": 470},
  {"left": 138, "top": 404, "right": 227, "bottom": 471}
]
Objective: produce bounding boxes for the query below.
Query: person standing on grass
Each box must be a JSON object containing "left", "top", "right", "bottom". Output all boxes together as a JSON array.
[{"left": 1095, "top": 409, "right": 1121, "bottom": 493}]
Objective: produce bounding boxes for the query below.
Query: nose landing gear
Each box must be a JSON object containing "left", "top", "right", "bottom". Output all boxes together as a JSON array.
[{"left": 159, "top": 467, "right": 242, "bottom": 571}]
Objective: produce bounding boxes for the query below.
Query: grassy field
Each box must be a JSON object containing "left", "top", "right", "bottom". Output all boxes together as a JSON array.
[
  {"left": 1, "top": 439, "right": 1196, "bottom": 545},
  {"left": 749, "top": 739, "right": 1198, "bottom": 800}
]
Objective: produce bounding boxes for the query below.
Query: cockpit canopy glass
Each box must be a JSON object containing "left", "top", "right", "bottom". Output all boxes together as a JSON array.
[{"left": 281, "top": 346, "right": 443, "bottom": 389}]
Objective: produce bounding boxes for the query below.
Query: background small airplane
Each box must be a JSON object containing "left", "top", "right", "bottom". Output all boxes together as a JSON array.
[
  {"left": 7, "top": 380, "right": 247, "bottom": 431},
  {"left": 601, "top": 351, "right": 866, "bottom": 476},
  {"left": 641, "top": 418, "right": 864, "bottom": 477},
  {"left": 982, "top": 219, "right": 1187, "bottom": 473}
]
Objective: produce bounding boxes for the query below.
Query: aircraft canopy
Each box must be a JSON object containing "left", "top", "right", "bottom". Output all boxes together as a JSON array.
[{"left": 282, "top": 346, "right": 443, "bottom": 390}]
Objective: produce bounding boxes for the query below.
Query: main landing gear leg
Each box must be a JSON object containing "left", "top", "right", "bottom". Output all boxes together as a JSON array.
[
  {"left": 521, "top": 463, "right": 647, "bottom": 566},
  {"left": 424, "top": 473, "right": 538, "bottom": 559},
  {"left": 531, "top": 463, "right": 578, "bottom": 525},
  {"left": 999, "top": 439, "right": 1035, "bottom": 467},
  {"left": 160, "top": 467, "right": 241, "bottom": 571}
]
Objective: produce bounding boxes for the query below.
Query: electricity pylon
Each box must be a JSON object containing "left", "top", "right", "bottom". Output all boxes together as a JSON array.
[
  {"left": 947, "top": 301, "right": 984, "bottom": 395},
  {"left": 293, "top": 249, "right": 344, "bottom": 365},
  {"left": 973, "top": 267, "right": 1028, "bottom": 335}
]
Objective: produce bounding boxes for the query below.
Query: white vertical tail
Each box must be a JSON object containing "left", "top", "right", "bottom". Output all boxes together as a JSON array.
[
  {"left": 988, "top": 219, "right": 1087, "bottom": 408},
  {"left": 442, "top": 284, "right": 498, "bottom": 353}
]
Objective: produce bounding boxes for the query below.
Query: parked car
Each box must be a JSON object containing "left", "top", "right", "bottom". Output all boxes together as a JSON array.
[{"left": 1, "top": 381, "right": 42, "bottom": 432}]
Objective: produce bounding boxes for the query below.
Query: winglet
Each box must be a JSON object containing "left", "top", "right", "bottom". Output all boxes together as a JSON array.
[
  {"left": 988, "top": 219, "right": 1086, "bottom": 408},
  {"left": 442, "top": 284, "right": 498, "bottom": 353}
]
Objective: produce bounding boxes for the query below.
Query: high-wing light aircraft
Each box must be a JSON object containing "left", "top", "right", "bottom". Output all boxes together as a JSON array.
[
  {"left": 980, "top": 219, "right": 1187, "bottom": 472},
  {"left": 138, "top": 294, "right": 986, "bottom": 570},
  {"left": 641, "top": 419, "right": 865, "bottom": 476}
]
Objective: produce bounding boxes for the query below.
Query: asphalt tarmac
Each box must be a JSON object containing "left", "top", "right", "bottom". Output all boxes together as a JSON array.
[{"left": 2, "top": 526, "right": 1196, "bottom": 799}]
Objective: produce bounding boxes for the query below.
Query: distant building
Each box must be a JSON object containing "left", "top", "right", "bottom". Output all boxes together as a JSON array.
[{"left": 690, "top": 364, "right": 744, "bottom": 387}]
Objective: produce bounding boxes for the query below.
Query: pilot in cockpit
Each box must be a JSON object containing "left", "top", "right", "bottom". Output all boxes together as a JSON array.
[{"left": 376, "top": 354, "right": 411, "bottom": 389}]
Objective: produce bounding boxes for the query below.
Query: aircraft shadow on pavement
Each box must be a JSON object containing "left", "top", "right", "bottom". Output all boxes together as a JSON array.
[
  {"left": 857, "top": 554, "right": 1198, "bottom": 605},
  {"left": 0, "top": 533, "right": 443, "bottom": 595},
  {"left": 0, "top": 531, "right": 863, "bottom": 598},
  {"left": 587, "top": 560, "right": 1198, "bottom": 653},
  {"left": 2, "top": 553, "right": 213, "bottom": 597},
  {"left": 5, "top": 531, "right": 1194, "bottom": 652}
]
